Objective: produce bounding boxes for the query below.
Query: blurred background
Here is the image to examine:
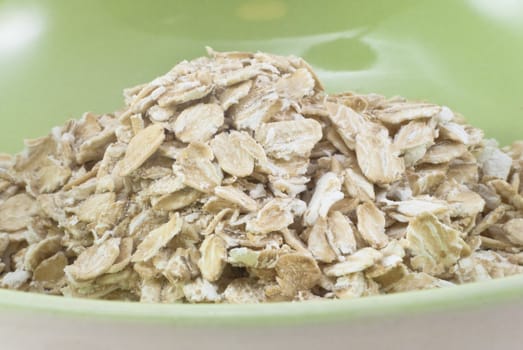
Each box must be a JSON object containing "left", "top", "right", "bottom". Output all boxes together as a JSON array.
[{"left": 0, "top": 0, "right": 522, "bottom": 153}]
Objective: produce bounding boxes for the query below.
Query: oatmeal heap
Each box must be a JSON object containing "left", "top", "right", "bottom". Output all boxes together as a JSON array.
[{"left": 0, "top": 49, "right": 522, "bottom": 303}]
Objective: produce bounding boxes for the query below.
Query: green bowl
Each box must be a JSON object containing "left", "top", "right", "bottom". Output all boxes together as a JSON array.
[{"left": 1, "top": 1, "right": 523, "bottom": 348}]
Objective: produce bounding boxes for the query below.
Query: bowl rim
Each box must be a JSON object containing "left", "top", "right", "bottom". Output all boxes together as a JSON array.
[{"left": 1, "top": 274, "right": 523, "bottom": 327}]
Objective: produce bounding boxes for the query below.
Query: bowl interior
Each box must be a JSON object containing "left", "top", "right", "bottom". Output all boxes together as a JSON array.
[
  {"left": 1, "top": 0, "right": 523, "bottom": 154},
  {"left": 1, "top": 0, "right": 523, "bottom": 322}
]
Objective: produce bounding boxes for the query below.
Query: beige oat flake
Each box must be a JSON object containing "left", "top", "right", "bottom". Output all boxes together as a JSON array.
[
  {"left": 356, "top": 202, "right": 388, "bottom": 249},
  {"left": 65, "top": 238, "right": 121, "bottom": 282},
  {"left": 406, "top": 213, "right": 470, "bottom": 276},
  {"left": 198, "top": 234, "right": 227, "bottom": 282},
  {"left": 119, "top": 123, "right": 165, "bottom": 176},
  {"left": 132, "top": 213, "right": 182, "bottom": 262},
  {"left": 173, "top": 103, "right": 224, "bottom": 143}
]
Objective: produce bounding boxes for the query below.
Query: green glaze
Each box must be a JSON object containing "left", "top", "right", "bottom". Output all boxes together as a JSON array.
[
  {"left": 1, "top": 0, "right": 522, "bottom": 154},
  {"left": 0, "top": 0, "right": 522, "bottom": 324},
  {"left": 1, "top": 274, "right": 523, "bottom": 326}
]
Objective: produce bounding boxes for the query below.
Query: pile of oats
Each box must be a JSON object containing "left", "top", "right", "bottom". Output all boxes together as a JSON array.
[{"left": 1, "top": 49, "right": 522, "bottom": 303}]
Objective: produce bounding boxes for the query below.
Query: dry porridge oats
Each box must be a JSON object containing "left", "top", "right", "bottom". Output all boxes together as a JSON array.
[{"left": 1, "top": 48, "right": 522, "bottom": 303}]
